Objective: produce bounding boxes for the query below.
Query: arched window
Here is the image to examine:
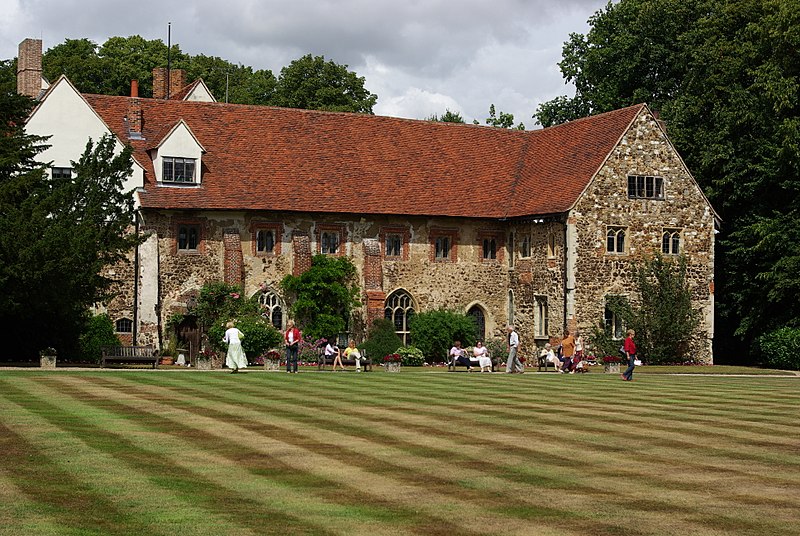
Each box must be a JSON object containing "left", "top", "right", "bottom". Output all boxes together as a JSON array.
[
  {"left": 467, "top": 305, "right": 486, "bottom": 341},
  {"left": 385, "top": 290, "right": 415, "bottom": 346},
  {"left": 258, "top": 289, "right": 285, "bottom": 330},
  {"left": 115, "top": 318, "right": 132, "bottom": 333}
]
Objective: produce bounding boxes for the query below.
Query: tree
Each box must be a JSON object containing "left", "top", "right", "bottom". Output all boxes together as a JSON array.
[
  {"left": 0, "top": 93, "right": 143, "bottom": 359},
  {"left": 273, "top": 54, "right": 377, "bottom": 113},
  {"left": 360, "top": 318, "right": 403, "bottom": 359},
  {"left": 280, "top": 255, "right": 362, "bottom": 340},
  {"left": 534, "top": 0, "right": 800, "bottom": 363},
  {"left": 426, "top": 109, "right": 466, "bottom": 123},
  {"left": 409, "top": 309, "right": 478, "bottom": 361},
  {"left": 484, "top": 104, "right": 525, "bottom": 130},
  {"left": 186, "top": 54, "right": 277, "bottom": 105}
]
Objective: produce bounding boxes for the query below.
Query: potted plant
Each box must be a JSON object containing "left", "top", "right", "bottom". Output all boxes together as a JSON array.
[
  {"left": 195, "top": 347, "right": 216, "bottom": 370},
  {"left": 261, "top": 350, "right": 282, "bottom": 371},
  {"left": 383, "top": 353, "right": 402, "bottom": 372},
  {"left": 599, "top": 355, "right": 624, "bottom": 374},
  {"left": 39, "top": 347, "right": 57, "bottom": 369},
  {"left": 161, "top": 337, "right": 177, "bottom": 365}
]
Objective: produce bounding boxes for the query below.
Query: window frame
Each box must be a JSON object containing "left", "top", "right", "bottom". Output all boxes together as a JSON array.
[
  {"left": 258, "top": 288, "right": 285, "bottom": 330},
  {"left": 162, "top": 156, "right": 197, "bottom": 184},
  {"left": 315, "top": 224, "right": 347, "bottom": 257},
  {"left": 51, "top": 166, "right": 73, "bottom": 180},
  {"left": 385, "top": 290, "right": 415, "bottom": 346},
  {"left": 662, "top": 228, "right": 681, "bottom": 255},
  {"left": 250, "top": 222, "right": 283, "bottom": 257},
  {"left": 380, "top": 226, "right": 410, "bottom": 261},
  {"left": 606, "top": 226, "right": 627, "bottom": 255},
  {"left": 115, "top": 318, "right": 133, "bottom": 334},
  {"left": 519, "top": 234, "right": 531, "bottom": 258},
  {"left": 627, "top": 175, "right": 665, "bottom": 200},
  {"left": 430, "top": 228, "right": 458, "bottom": 263},
  {"left": 173, "top": 219, "right": 204, "bottom": 254},
  {"left": 533, "top": 296, "right": 548, "bottom": 338}
]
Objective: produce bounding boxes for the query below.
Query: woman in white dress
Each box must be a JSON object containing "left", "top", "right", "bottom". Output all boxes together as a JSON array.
[
  {"left": 223, "top": 321, "right": 247, "bottom": 373},
  {"left": 473, "top": 340, "right": 493, "bottom": 372}
]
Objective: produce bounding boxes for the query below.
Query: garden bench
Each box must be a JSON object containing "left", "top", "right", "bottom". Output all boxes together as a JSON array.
[
  {"left": 447, "top": 353, "right": 499, "bottom": 372},
  {"left": 537, "top": 353, "right": 559, "bottom": 372},
  {"left": 316, "top": 348, "right": 373, "bottom": 371},
  {"left": 101, "top": 346, "right": 159, "bottom": 368}
]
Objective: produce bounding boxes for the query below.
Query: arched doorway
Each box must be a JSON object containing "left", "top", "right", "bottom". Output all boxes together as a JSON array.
[{"left": 467, "top": 305, "right": 486, "bottom": 341}]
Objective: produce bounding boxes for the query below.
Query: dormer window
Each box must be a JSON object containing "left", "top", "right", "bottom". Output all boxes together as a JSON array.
[{"left": 163, "top": 157, "right": 196, "bottom": 183}]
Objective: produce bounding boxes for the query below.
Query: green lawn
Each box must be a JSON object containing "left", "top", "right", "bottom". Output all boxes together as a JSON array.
[{"left": 0, "top": 370, "right": 798, "bottom": 535}]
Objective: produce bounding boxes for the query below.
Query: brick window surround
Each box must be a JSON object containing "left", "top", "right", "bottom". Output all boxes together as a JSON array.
[
  {"left": 315, "top": 223, "right": 347, "bottom": 256},
  {"left": 430, "top": 228, "right": 458, "bottom": 262},
  {"left": 172, "top": 219, "right": 206, "bottom": 254},
  {"left": 477, "top": 231, "right": 504, "bottom": 263},
  {"left": 380, "top": 226, "right": 410, "bottom": 261},
  {"left": 250, "top": 222, "right": 283, "bottom": 256}
]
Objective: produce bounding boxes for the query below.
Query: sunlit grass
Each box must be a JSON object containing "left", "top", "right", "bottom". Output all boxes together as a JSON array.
[{"left": 0, "top": 370, "right": 797, "bottom": 535}]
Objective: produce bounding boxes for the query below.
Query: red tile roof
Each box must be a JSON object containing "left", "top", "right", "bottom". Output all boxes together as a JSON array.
[{"left": 83, "top": 94, "right": 644, "bottom": 219}]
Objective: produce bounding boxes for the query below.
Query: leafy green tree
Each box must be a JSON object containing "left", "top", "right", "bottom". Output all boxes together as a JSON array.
[
  {"left": 98, "top": 35, "right": 186, "bottom": 97},
  {"left": 484, "top": 104, "right": 525, "bottom": 130},
  {"left": 360, "top": 318, "right": 403, "bottom": 359},
  {"left": 409, "top": 309, "right": 478, "bottom": 361},
  {"left": 78, "top": 314, "right": 120, "bottom": 363},
  {"left": 186, "top": 54, "right": 277, "bottom": 105},
  {"left": 273, "top": 54, "right": 377, "bottom": 113},
  {"left": 42, "top": 38, "right": 107, "bottom": 94},
  {"left": 534, "top": 0, "right": 800, "bottom": 363},
  {"left": 280, "top": 255, "right": 362, "bottom": 340},
  {"left": 757, "top": 327, "right": 800, "bottom": 370},
  {"left": 426, "top": 109, "right": 466, "bottom": 123},
  {"left": 0, "top": 59, "right": 16, "bottom": 95},
  {"left": 0, "top": 94, "right": 143, "bottom": 359}
]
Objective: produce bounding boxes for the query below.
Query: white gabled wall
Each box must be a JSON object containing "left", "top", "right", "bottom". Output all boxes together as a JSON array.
[
  {"left": 152, "top": 121, "right": 204, "bottom": 184},
  {"left": 25, "top": 78, "right": 145, "bottom": 200}
]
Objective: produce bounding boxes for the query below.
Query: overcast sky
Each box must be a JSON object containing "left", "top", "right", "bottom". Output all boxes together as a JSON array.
[{"left": 1, "top": 0, "right": 609, "bottom": 129}]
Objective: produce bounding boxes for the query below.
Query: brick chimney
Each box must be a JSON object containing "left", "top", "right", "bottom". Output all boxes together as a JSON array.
[
  {"left": 126, "top": 80, "right": 143, "bottom": 139},
  {"left": 17, "top": 38, "right": 43, "bottom": 99},
  {"left": 152, "top": 67, "right": 187, "bottom": 99}
]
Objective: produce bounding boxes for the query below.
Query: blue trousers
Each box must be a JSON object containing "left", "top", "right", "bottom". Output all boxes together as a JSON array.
[
  {"left": 286, "top": 344, "right": 298, "bottom": 372},
  {"left": 622, "top": 354, "right": 636, "bottom": 380}
]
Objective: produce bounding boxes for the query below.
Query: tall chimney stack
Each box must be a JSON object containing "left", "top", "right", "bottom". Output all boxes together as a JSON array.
[{"left": 17, "top": 38, "right": 43, "bottom": 99}]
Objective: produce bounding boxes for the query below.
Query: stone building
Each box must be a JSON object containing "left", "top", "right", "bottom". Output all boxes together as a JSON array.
[{"left": 19, "top": 38, "right": 718, "bottom": 362}]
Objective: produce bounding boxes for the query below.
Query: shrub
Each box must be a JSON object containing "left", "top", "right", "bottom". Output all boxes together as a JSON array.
[
  {"left": 409, "top": 309, "right": 477, "bottom": 361},
  {"left": 208, "top": 316, "right": 282, "bottom": 358},
  {"left": 78, "top": 314, "right": 120, "bottom": 364},
  {"left": 360, "top": 318, "right": 403, "bottom": 360},
  {"left": 280, "top": 255, "right": 361, "bottom": 340},
  {"left": 396, "top": 346, "right": 424, "bottom": 366},
  {"left": 484, "top": 337, "right": 507, "bottom": 362},
  {"left": 757, "top": 327, "right": 800, "bottom": 370}
]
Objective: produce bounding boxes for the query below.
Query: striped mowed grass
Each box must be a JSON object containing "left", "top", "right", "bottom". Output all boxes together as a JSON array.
[{"left": 0, "top": 370, "right": 798, "bottom": 536}]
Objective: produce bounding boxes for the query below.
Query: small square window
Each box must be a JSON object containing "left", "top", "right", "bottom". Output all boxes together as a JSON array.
[
  {"left": 321, "top": 231, "right": 339, "bottom": 254},
  {"left": 431, "top": 230, "right": 457, "bottom": 262},
  {"left": 163, "top": 157, "right": 196, "bottom": 183},
  {"left": 115, "top": 318, "right": 133, "bottom": 333},
  {"left": 386, "top": 234, "right": 402, "bottom": 257},
  {"left": 51, "top": 167, "right": 72, "bottom": 179},
  {"left": 482, "top": 238, "right": 497, "bottom": 260},
  {"left": 178, "top": 224, "right": 200, "bottom": 251},
  {"left": 257, "top": 229, "right": 275, "bottom": 254}
]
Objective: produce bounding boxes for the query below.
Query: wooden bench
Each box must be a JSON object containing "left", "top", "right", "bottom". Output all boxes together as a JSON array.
[
  {"left": 447, "top": 353, "right": 499, "bottom": 372},
  {"left": 316, "top": 348, "right": 373, "bottom": 371},
  {"left": 537, "top": 353, "right": 559, "bottom": 372},
  {"left": 101, "top": 346, "right": 159, "bottom": 368}
]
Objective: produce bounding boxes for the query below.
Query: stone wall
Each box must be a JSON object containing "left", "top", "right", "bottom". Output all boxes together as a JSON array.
[{"left": 571, "top": 108, "right": 716, "bottom": 362}]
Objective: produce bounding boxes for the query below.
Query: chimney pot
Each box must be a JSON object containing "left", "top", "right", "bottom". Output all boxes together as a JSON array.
[{"left": 130, "top": 80, "right": 139, "bottom": 98}]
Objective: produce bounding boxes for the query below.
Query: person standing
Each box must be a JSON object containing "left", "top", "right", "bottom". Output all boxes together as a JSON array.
[
  {"left": 622, "top": 329, "right": 637, "bottom": 381},
  {"left": 505, "top": 325, "right": 524, "bottom": 373},
  {"left": 223, "top": 321, "right": 247, "bottom": 373},
  {"left": 284, "top": 320, "right": 301, "bottom": 373},
  {"left": 560, "top": 330, "right": 575, "bottom": 373}
]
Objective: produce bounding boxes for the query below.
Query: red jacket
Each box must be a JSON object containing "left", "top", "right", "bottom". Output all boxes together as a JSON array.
[
  {"left": 623, "top": 336, "right": 636, "bottom": 355},
  {"left": 284, "top": 327, "right": 301, "bottom": 346}
]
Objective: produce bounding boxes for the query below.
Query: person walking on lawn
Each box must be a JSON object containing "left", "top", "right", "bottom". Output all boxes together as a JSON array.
[
  {"left": 284, "top": 320, "right": 301, "bottom": 373},
  {"left": 505, "top": 325, "right": 524, "bottom": 373},
  {"left": 622, "top": 329, "right": 637, "bottom": 381}
]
